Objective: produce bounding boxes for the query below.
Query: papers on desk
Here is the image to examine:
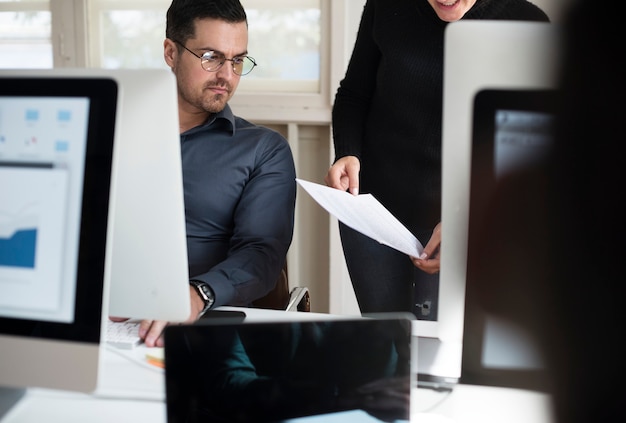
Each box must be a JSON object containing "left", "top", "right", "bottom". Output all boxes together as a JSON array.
[{"left": 296, "top": 179, "right": 424, "bottom": 257}]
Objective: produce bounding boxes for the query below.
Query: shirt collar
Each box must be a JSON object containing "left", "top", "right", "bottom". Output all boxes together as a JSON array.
[
  {"left": 182, "top": 103, "right": 236, "bottom": 137},
  {"left": 207, "top": 103, "right": 236, "bottom": 135}
]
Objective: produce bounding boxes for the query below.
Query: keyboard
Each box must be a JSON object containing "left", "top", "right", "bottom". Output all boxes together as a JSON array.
[{"left": 106, "top": 320, "right": 143, "bottom": 349}]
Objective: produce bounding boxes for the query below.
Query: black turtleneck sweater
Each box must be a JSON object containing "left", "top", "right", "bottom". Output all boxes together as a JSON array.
[{"left": 332, "top": 0, "right": 549, "bottom": 235}]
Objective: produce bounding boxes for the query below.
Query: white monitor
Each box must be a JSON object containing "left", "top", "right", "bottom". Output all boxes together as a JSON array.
[
  {"left": 102, "top": 69, "right": 191, "bottom": 322},
  {"left": 417, "top": 20, "right": 561, "bottom": 388},
  {"left": 0, "top": 72, "right": 118, "bottom": 415}
]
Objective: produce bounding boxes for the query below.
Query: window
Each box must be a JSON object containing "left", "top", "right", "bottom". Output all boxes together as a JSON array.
[
  {"left": 0, "top": 0, "right": 52, "bottom": 68},
  {"left": 87, "top": 0, "right": 170, "bottom": 70},
  {"left": 87, "top": 0, "right": 321, "bottom": 93},
  {"left": 0, "top": 0, "right": 336, "bottom": 120},
  {"left": 243, "top": 1, "right": 321, "bottom": 93}
]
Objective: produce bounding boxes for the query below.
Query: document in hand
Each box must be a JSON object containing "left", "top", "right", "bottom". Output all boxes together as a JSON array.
[{"left": 296, "top": 179, "right": 424, "bottom": 257}]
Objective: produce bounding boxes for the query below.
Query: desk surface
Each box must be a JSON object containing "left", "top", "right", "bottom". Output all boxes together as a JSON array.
[
  {"left": 1, "top": 308, "right": 556, "bottom": 423},
  {"left": 2, "top": 384, "right": 555, "bottom": 423}
]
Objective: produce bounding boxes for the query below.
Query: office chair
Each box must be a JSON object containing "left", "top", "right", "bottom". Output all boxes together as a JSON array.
[{"left": 252, "top": 263, "right": 310, "bottom": 312}]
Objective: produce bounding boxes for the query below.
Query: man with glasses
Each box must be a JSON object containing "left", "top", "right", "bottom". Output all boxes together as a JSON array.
[{"left": 138, "top": 0, "right": 296, "bottom": 347}]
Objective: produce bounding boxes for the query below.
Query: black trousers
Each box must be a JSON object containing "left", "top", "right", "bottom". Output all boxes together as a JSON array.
[{"left": 339, "top": 222, "right": 439, "bottom": 321}]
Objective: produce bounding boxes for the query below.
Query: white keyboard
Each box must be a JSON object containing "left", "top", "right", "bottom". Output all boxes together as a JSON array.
[{"left": 106, "top": 320, "right": 142, "bottom": 349}]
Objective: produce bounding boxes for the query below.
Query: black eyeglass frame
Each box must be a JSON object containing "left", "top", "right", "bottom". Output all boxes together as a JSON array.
[{"left": 172, "top": 39, "right": 257, "bottom": 76}]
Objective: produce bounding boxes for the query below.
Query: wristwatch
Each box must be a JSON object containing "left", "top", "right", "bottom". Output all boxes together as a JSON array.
[{"left": 189, "top": 280, "right": 215, "bottom": 316}]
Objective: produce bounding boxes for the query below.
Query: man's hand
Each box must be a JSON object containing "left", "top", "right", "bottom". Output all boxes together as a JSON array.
[
  {"left": 324, "top": 155, "right": 360, "bottom": 195},
  {"left": 108, "top": 316, "right": 167, "bottom": 348},
  {"left": 136, "top": 285, "right": 206, "bottom": 348},
  {"left": 411, "top": 222, "right": 441, "bottom": 275},
  {"left": 138, "top": 320, "right": 169, "bottom": 348}
]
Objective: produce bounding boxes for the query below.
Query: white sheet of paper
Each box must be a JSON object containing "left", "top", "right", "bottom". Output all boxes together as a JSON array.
[{"left": 296, "top": 178, "right": 424, "bottom": 257}]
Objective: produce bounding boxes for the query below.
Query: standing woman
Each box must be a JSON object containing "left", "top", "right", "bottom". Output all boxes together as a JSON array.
[{"left": 325, "top": 0, "right": 549, "bottom": 319}]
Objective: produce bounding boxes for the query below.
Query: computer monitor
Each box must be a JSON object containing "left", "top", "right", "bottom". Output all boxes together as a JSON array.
[
  {"left": 0, "top": 68, "right": 191, "bottom": 324},
  {"left": 101, "top": 69, "right": 191, "bottom": 322},
  {"left": 461, "top": 88, "right": 557, "bottom": 392},
  {"left": 164, "top": 315, "right": 416, "bottom": 423},
  {"left": 417, "top": 20, "right": 561, "bottom": 388},
  {"left": 0, "top": 72, "right": 118, "bottom": 415}
]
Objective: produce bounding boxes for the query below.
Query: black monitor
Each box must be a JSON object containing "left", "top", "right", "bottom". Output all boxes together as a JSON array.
[
  {"left": 460, "top": 88, "right": 558, "bottom": 391},
  {"left": 0, "top": 73, "right": 118, "bottom": 416},
  {"left": 164, "top": 315, "right": 416, "bottom": 423}
]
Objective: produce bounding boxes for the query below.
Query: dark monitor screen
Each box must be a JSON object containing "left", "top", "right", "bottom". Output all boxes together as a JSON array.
[
  {"left": 461, "top": 88, "right": 558, "bottom": 391},
  {"left": 165, "top": 316, "right": 416, "bottom": 423}
]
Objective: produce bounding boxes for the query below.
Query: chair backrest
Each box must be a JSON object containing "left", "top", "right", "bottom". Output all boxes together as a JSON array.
[
  {"left": 251, "top": 263, "right": 310, "bottom": 312},
  {"left": 251, "top": 264, "right": 291, "bottom": 310}
]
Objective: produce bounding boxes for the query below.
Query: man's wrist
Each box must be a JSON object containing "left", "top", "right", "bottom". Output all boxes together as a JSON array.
[{"left": 189, "top": 280, "right": 215, "bottom": 316}]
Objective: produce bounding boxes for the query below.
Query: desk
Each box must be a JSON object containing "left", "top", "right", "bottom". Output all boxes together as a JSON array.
[
  {"left": 1, "top": 308, "right": 555, "bottom": 423},
  {"left": 2, "top": 384, "right": 555, "bottom": 423}
]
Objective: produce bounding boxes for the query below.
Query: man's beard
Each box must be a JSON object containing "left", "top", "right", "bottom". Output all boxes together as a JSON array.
[
  {"left": 199, "top": 80, "right": 232, "bottom": 113},
  {"left": 178, "top": 78, "right": 232, "bottom": 114},
  {"left": 201, "top": 94, "right": 228, "bottom": 114}
]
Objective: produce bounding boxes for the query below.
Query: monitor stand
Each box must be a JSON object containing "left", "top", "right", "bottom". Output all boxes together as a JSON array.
[{"left": 0, "top": 387, "right": 26, "bottom": 419}]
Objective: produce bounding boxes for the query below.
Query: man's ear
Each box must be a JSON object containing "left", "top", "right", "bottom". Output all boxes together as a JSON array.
[{"left": 163, "top": 38, "right": 177, "bottom": 68}]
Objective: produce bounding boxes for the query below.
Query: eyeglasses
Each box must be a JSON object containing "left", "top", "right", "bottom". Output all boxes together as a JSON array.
[{"left": 172, "top": 39, "right": 257, "bottom": 76}]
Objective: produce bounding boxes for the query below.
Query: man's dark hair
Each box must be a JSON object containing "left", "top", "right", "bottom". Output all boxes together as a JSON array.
[{"left": 166, "top": 0, "right": 247, "bottom": 43}]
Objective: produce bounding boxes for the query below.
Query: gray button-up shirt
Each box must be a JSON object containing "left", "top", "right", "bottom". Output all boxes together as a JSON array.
[{"left": 180, "top": 104, "right": 296, "bottom": 307}]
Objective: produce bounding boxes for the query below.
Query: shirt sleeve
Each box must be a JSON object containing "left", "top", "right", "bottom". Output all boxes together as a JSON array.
[{"left": 331, "top": 0, "right": 380, "bottom": 161}]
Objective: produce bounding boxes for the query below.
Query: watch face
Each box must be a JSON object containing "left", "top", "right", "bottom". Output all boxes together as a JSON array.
[{"left": 193, "top": 281, "right": 214, "bottom": 309}]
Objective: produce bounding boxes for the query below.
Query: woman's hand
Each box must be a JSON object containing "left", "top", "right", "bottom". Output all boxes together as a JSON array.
[
  {"left": 411, "top": 222, "right": 441, "bottom": 274},
  {"left": 325, "top": 155, "right": 361, "bottom": 195}
]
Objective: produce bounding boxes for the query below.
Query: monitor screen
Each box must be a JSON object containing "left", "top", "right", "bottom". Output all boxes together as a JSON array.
[
  {"left": 164, "top": 316, "right": 416, "bottom": 423},
  {"left": 0, "top": 73, "right": 118, "bottom": 407},
  {"left": 460, "top": 88, "right": 557, "bottom": 391}
]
